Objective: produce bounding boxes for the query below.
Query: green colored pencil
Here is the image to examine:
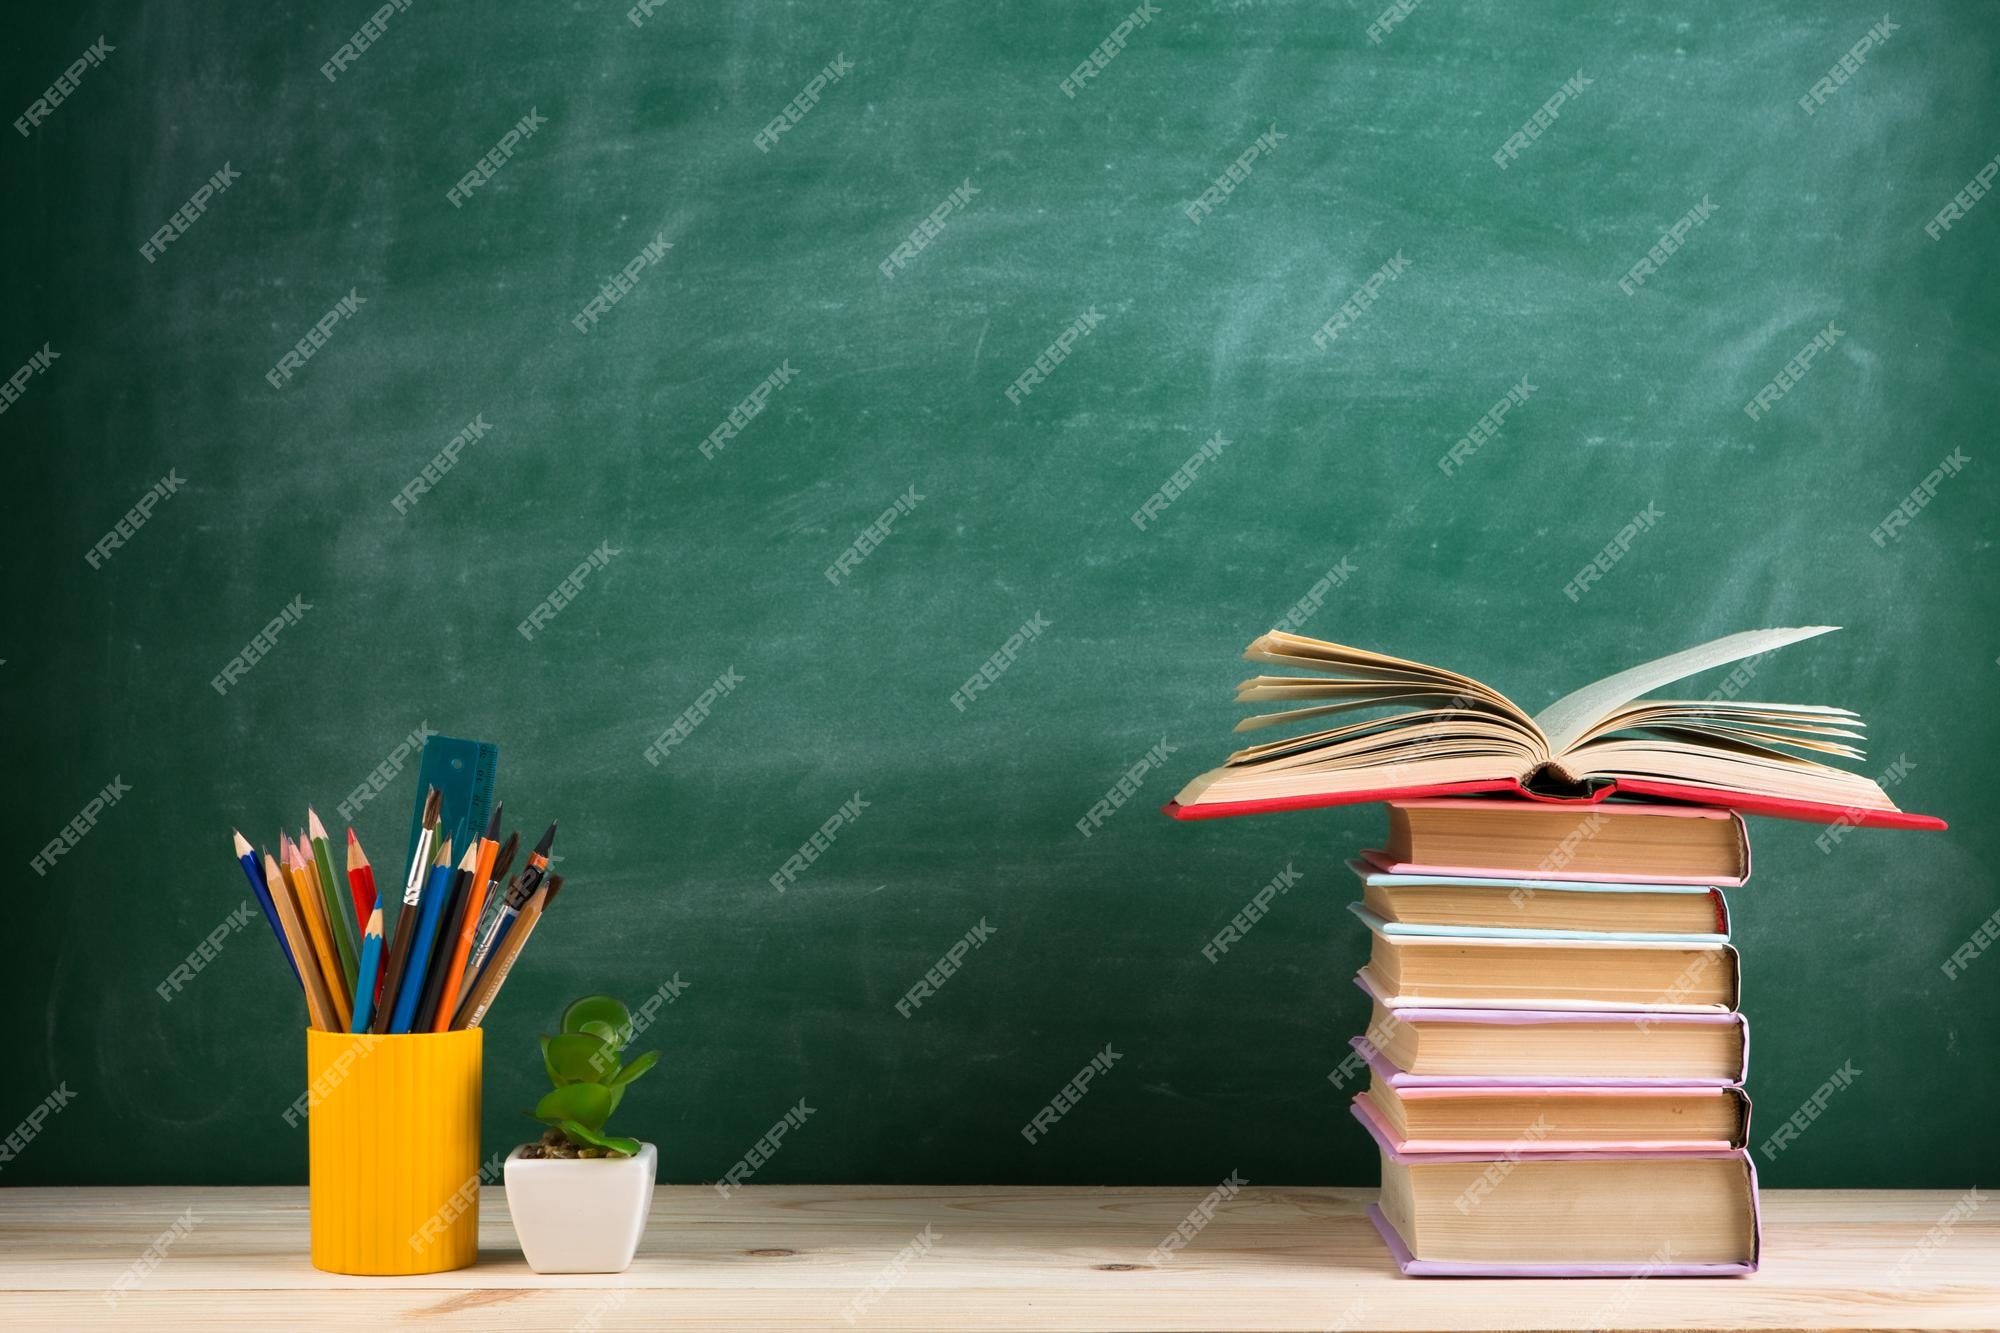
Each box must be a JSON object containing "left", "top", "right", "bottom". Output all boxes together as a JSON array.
[{"left": 308, "top": 808, "right": 360, "bottom": 994}]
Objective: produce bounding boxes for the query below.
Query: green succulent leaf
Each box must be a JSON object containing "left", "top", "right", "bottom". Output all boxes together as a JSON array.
[
  {"left": 556, "top": 1118, "right": 640, "bottom": 1158},
  {"left": 533, "top": 1081, "right": 616, "bottom": 1132},
  {"left": 610, "top": 1050, "right": 659, "bottom": 1088},
  {"left": 561, "top": 996, "right": 633, "bottom": 1049},
  {"left": 543, "top": 1033, "right": 616, "bottom": 1086}
]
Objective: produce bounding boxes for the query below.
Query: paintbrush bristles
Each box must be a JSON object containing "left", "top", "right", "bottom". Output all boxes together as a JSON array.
[{"left": 422, "top": 787, "right": 441, "bottom": 826}]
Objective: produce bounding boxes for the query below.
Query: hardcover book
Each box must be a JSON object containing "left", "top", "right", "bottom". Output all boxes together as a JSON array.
[{"left": 1165, "top": 625, "right": 1943, "bottom": 830}]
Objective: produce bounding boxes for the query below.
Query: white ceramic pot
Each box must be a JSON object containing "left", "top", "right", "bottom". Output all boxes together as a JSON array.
[{"left": 504, "top": 1141, "right": 657, "bottom": 1273}]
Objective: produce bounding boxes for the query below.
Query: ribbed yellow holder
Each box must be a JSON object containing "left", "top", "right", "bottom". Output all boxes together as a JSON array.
[{"left": 307, "top": 1028, "right": 482, "bottom": 1275}]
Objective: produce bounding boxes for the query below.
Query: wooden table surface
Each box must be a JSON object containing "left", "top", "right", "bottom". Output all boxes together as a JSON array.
[{"left": 1, "top": 1185, "right": 1993, "bottom": 1329}]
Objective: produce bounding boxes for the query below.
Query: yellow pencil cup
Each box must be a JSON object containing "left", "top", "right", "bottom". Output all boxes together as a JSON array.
[{"left": 307, "top": 1028, "right": 483, "bottom": 1275}]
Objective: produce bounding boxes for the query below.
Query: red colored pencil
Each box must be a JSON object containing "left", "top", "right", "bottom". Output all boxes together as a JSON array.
[{"left": 346, "top": 828, "right": 382, "bottom": 1001}]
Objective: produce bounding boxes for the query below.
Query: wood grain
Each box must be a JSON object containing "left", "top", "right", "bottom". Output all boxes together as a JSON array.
[{"left": 1, "top": 1185, "right": 1993, "bottom": 1329}]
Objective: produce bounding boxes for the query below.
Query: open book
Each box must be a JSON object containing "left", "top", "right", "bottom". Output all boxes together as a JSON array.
[{"left": 1166, "top": 626, "right": 1943, "bottom": 829}]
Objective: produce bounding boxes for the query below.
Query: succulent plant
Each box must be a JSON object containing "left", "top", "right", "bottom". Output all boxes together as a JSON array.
[{"left": 527, "top": 995, "right": 659, "bottom": 1157}]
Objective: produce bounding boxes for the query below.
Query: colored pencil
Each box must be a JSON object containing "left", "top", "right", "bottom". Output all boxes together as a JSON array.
[
  {"left": 387, "top": 835, "right": 456, "bottom": 1034},
  {"left": 467, "top": 820, "right": 556, "bottom": 987},
  {"left": 345, "top": 827, "right": 378, "bottom": 931},
  {"left": 263, "top": 849, "right": 339, "bottom": 1031},
  {"left": 372, "top": 788, "right": 440, "bottom": 1035},
  {"left": 430, "top": 804, "right": 503, "bottom": 1031},
  {"left": 453, "top": 881, "right": 551, "bottom": 1030},
  {"left": 467, "top": 830, "right": 519, "bottom": 968},
  {"left": 233, "top": 830, "right": 297, "bottom": 982},
  {"left": 286, "top": 837, "right": 352, "bottom": 1031},
  {"left": 307, "top": 809, "right": 360, "bottom": 994},
  {"left": 413, "top": 841, "right": 479, "bottom": 1032},
  {"left": 349, "top": 907, "right": 385, "bottom": 1034}
]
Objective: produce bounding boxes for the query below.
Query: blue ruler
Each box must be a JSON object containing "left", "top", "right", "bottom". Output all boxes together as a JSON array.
[{"left": 403, "top": 736, "right": 499, "bottom": 885}]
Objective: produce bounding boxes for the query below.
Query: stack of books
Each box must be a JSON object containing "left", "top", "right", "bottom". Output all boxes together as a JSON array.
[
  {"left": 1345, "top": 798, "right": 1759, "bottom": 1275},
  {"left": 1165, "top": 624, "right": 1946, "bottom": 1277}
]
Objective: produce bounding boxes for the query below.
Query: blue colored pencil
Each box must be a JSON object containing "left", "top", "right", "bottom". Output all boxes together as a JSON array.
[
  {"left": 233, "top": 830, "right": 298, "bottom": 982},
  {"left": 387, "top": 837, "right": 457, "bottom": 1034},
  {"left": 349, "top": 906, "right": 384, "bottom": 1033}
]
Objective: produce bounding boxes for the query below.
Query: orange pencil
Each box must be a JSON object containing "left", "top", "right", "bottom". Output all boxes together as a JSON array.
[
  {"left": 431, "top": 803, "right": 503, "bottom": 1030},
  {"left": 286, "top": 836, "right": 352, "bottom": 1031},
  {"left": 261, "top": 849, "right": 338, "bottom": 1032}
]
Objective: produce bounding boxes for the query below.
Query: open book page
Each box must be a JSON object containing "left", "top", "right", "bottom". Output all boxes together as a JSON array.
[{"left": 1533, "top": 627, "right": 1841, "bottom": 756}]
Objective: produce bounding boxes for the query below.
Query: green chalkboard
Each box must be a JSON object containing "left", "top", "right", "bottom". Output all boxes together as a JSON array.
[{"left": 3, "top": 0, "right": 1995, "bottom": 1193}]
